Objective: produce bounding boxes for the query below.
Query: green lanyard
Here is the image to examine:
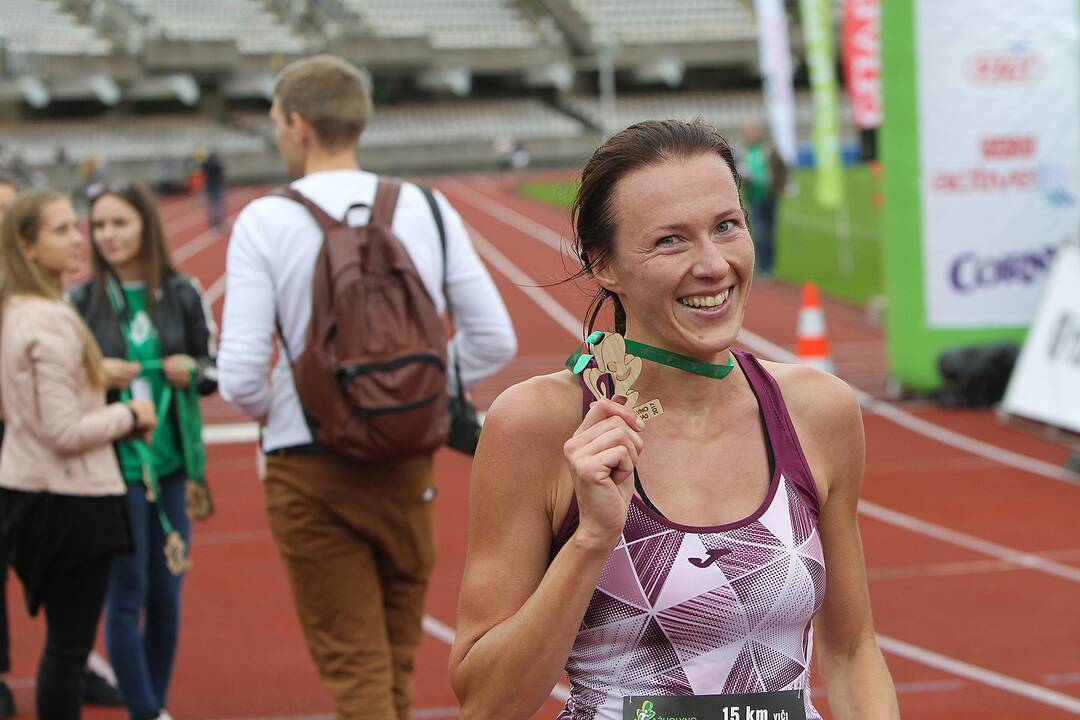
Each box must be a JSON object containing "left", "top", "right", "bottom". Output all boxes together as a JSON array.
[
  {"left": 565, "top": 330, "right": 736, "bottom": 379},
  {"left": 106, "top": 277, "right": 190, "bottom": 575}
]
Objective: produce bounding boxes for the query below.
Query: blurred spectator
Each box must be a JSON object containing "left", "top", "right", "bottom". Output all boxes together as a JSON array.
[
  {"left": 742, "top": 123, "right": 787, "bottom": 276},
  {"left": 0, "top": 176, "right": 16, "bottom": 219},
  {"left": 0, "top": 189, "right": 156, "bottom": 720},
  {"left": 77, "top": 156, "right": 108, "bottom": 214},
  {"left": 201, "top": 150, "right": 226, "bottom": 230},
  {"left": 0, "top": 173, "right": 19, "bottom": 718},
  {"left": 219, "top": 54, "right": 516, "bottom": 718},
  {"left": 72, "top": 179, "right": 218, "bottom": 720}
]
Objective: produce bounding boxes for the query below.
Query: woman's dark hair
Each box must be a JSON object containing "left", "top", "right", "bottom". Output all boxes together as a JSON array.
[
  {"left": 571, "top": 118, "right": 741, "bottom": 336},
  {"left": 88, "top": 180, "right": 176, "bottom": 319}
]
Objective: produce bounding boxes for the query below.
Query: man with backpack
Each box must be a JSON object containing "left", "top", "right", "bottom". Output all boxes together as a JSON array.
[{"left": 217, "top": 55, "right": 516, "bottom": 719}]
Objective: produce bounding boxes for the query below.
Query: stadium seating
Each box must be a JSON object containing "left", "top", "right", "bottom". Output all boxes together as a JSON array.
[
  {"left": 0, "top": 117, "right": 266, "bottom": 166},
  {"left": 339, "top": 0, "right": 543, "bottom": 50},
  {"left": 0, "top": 0, "right": 112, "bottom": 56},
  {"left": 562, "top": 91, "right": 821, "bottom": 135},
  {"left": 120, "top": 0, "right": 308, "bottom": 55},
  {"left": 235, "top": 98, "right": 584, "bottom": 148},
  {"left": 568, "top": 0, "right": 756, "bottom": 44}
]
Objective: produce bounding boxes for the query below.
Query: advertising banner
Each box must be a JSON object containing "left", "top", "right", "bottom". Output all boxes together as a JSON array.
[
  {"left": 754, "top": 0, "right": 798, "bottom": 165},
  {"left": 917, "top": 0, "right": 1080, "bottom": 327},
  {"left": 799, "top": 0, "right": 844, "bottom": 208},
  {"left": 843, "top": 0, "right": 882, "bottom": 129}
]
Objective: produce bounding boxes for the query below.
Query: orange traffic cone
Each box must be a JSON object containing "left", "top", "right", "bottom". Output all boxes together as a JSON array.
[{"left": 796, "top": 282, "right": 835, "bottom": 373}]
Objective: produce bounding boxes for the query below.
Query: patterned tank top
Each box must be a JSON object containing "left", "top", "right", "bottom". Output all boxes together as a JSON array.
[{"left": 554, "top": 351, "right": 825, "bottom": 720}]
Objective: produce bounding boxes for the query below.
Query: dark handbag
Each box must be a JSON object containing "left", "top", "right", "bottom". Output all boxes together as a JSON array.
[{"left": 420, "top": 185, "right": 483, "bottom": 455}]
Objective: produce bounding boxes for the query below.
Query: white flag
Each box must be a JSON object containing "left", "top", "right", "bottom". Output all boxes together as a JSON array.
[{"left": 754, "top": 0, "right": 798, "bottom": 165}]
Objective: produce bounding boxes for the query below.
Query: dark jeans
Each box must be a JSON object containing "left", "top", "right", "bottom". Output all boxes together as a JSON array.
[
  {"left": 38, "top": 553, "right": 112, "bottom": 720},
  {"left": 206, "top": 190, "right": 226, "bottom": 229},
  {"left": 0, "top": 520, "right": 9, "bottom": 675},
  {"left": 749, "top": 196, "right": 777, "bottom": 274},
  {"left": 105, "top": 473, "right": 189, "bottom": 720},
  {"left": 0, "top": 422, "right": 8, "bottom": 675}
]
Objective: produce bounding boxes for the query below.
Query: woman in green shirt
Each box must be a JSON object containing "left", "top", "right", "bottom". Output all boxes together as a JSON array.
[{"left": 70, "top": 180, "right": 218, "bottom": 720}]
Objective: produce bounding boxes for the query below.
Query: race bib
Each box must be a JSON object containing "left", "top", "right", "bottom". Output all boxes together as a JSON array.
[{"left": 623, "top": 690, "right": 806, "bottom": 720}]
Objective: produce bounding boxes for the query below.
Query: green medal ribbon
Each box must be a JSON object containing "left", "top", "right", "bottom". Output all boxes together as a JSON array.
[
  {"left": 107, "top": 278, "right": 192, "bottom": 576},
  {"left": 565, "top": 330, "right": 736, "bottom": 380}
]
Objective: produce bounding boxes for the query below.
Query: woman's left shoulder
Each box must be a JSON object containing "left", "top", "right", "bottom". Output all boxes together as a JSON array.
[
  {"left": 760, "top": 358, "right": 859, "bottom": 410},
  {"left": 758, "top": 359, "right": 862, "bottom": 434}
]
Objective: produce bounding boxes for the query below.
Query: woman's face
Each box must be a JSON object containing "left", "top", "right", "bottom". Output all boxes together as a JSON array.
[
  {"left": 90, "top": 193, "right": 144, "bottom": 271},
  {"left": 595, "top": 152, "right": 754, "bottom": 361},
  {"left": 24, "top": 198, "right": 85, "bottom": 280}
]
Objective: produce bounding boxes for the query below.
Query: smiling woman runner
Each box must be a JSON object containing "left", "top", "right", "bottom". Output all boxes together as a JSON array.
[{"left": 449, "top": 120, "right": 900, "bottom": 720}]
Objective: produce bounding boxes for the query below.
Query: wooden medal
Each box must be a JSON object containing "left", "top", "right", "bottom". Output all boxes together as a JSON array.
[{"left": 582, "top": 333, "right": 664, "bottom": 422}]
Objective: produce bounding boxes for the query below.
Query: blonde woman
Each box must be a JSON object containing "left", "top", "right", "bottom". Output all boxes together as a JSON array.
[{"left": 0, "top": 189, "right": 156, "bottom": 719}]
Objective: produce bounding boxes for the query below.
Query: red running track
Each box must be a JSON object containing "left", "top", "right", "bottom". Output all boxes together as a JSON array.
[{"left": 5, "top": 175, "right": 1076, "bottom": 719}]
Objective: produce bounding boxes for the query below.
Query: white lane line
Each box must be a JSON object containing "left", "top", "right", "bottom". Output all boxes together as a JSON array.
[
  {"left": 859, "top": 501, "right": 1080, "bottom": 584},
  {"left": 877, "top": 635, "right": 1080, "bottom": 714},
  {"left": 170, "top": 189, "right": 260, "bottom": 265},
  {"left": 736, "top": 328, "right": 1080, "bottom": 487},
  {"left": 422, "top": 615, "right": 572, "bottom": 703},
  {"left": 870, "top": 548, "right": 1080, "bottom": 581},
  {"left": 466, "top": 224, "right": 582, "bottom": 338},
  {"left": 451, "top": 178, "right": 1080, "bottom": 488},
  {"left": 464, "top": 221, "right": 1080, "bottom": 711},
  {"left": 204, "top": 422, "right": 260, "bottom": 444},
  {"left": 443, "top": 178, "right": 568, "bottom": 254},
  {"left": 892, "top": 679, "right": 965, "bottom": 694},
  {"left": 205, "top": 272, "right": 227, "bottom": 304},
  {"left": 173, "top": 225, "right": 226, "bottom": 264}
]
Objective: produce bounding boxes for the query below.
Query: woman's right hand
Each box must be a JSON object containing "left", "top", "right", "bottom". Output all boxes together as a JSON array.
[
  {"left": 126, "top": 398, "right": 157, "bottom": 442},
  {"left": 563, "top": 398, "right": 645, "bottom": 553},
  {"left": 103, "top": 358, "right": 141, "bottom": 389}
]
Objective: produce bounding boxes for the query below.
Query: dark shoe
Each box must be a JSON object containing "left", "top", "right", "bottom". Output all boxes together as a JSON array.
[
  {"left": 0, "top": 680, "right": 15, "bottom": 718},
  {"left": 83, "top": 667, "right": 124, "bottom": 706}
]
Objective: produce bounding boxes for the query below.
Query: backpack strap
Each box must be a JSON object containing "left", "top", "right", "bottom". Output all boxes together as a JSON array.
[
  {"left": 370, "top": 178, "right": 402, "bottom": 227},
  {"left": 270, "top": 186, "right": 340, "bottom": 233},
  {"left": 419, "top": 184, "right": 468, "bottom": 398}
]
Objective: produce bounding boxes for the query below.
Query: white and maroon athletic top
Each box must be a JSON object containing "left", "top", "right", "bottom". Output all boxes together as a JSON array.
[{"left": 554, "top": 351, "right": 825, "bottom": 720}]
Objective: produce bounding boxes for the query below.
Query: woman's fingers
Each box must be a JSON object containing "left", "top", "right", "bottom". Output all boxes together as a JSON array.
[{"left": 580, "top": 398, "right": 644, "bottom": 434}]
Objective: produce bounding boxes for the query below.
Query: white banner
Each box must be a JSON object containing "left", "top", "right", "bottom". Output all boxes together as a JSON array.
[
  {"left": 1002, "top": 243, "right": 1080, "bottom": 433},
  {"left": 754, "top": 0, "right": 797, "bottom": 166},
  {"left": 917, "top": 0, "right": 1080, "bottom": 327}
]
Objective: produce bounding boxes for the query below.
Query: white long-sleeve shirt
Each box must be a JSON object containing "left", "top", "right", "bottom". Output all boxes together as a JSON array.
[{"left": 218, "top": 169, "right": 517, "bottom": 452}]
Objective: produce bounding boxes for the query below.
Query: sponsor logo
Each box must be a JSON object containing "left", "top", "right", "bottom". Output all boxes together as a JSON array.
[
  {"left": 689, "top": 548, "right": 733, "bottom": 568},
  {"left": 634, "top": 703, "right": 697, "bottom": 720},
  {"left": 931, "top": 163, "right": 1075, "bottom": 206},
  {"left": 932, "top": 167, "right": 1036, "bottom": 193},
  {"left": 981, "top": 136, "right": 1036, "bottom": 160},
  {"left": 949, "top": 246, "right": 1056, "bottom": 293},
  {"left": 636, "top": 701, "right": 657, "bottom": 720},
  {"left": 967, "top": 43, "right": 1042, "bottom": 84}
]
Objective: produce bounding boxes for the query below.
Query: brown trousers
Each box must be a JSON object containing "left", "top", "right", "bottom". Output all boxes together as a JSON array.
[{"left": 264, "top": 452, "right": 436, "bottom": 720}]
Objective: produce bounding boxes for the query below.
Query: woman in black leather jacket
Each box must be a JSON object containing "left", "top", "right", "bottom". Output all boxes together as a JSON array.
[{"left": 69, "top": 180, "right": 217, "bottom": 720}]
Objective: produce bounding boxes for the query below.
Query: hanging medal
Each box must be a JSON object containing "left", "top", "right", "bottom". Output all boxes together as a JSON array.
[{"left": 576, "top": 332, "right": 664, "bottom": 423}]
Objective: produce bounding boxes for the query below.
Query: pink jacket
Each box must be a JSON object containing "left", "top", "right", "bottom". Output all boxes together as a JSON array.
[{"left": 0, "top": 295, "right": 132, "bottom": 496}]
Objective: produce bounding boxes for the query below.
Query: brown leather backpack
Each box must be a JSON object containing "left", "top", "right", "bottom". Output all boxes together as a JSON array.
[{"left": 273, "top": 178, "right": 449, "bottom": 461}]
